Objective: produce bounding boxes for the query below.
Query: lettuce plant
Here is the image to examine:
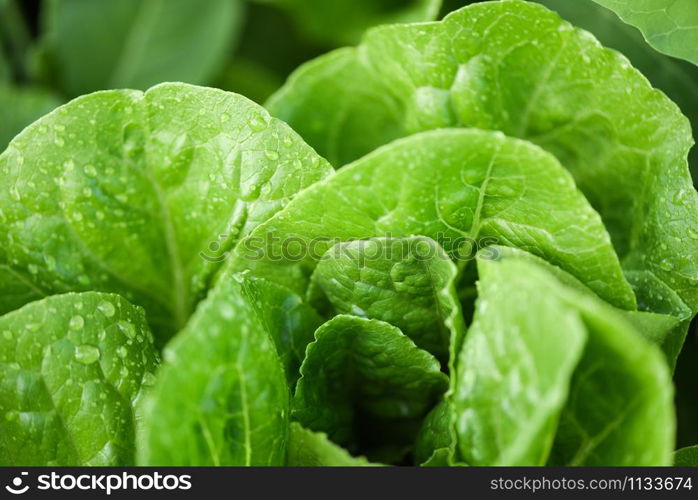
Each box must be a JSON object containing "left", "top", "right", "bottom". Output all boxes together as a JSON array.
[{"left": 0, "top": 0, "right": 697, "bottom": 467}]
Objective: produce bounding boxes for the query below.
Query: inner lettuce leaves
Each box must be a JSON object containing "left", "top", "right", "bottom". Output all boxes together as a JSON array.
[
  {"left": 307, "top": 236, "right": 465, "bottom": 364},
  {"left": 0, "top": 292, "right": 159, "bottom": 466},
  {"left": 137, "top": 273, "right": 289, "bottom": 466},
  {"left": 426, "top": 255, "right": 674, "bottom": 466},
  {"left": 292, "top": 315, "right": 448, "bottom": 461},
  {"left": 0, "top": 83, "right": 332, "bottom": 339},
  {"left": 267, "top": 0, "right": 698, "bottom": 320},
  {"left": 227, "top": 128, "right": 636, "bottom": 312}
]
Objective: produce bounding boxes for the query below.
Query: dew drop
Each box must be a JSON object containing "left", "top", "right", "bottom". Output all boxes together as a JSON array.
[
  {"left": 44, "top": 255, "right": 57, "bottom": 270},
  {"left": 116, "top": 346, "right": 128, "bottom": 359},
  {"left": 264, "top": 150, "right": 279, "bottom": 161},
  {"left": 97, "top": 301, "right": 116, "bottom": 318},
  {"left": 248, "top": 113, "right": 268, "bottom": 132},
  {"left": 75, "top": 344, "right": 100, "bottom": 365},
  {"left": 5, "top": 411, "right": 17, "bottom": 422},
  {"left": 117, "top": 320, "right": 136, "bottom": 339},
  {"left": 84, "top": 165, "right": 97, "bottom": 177},
  {"left": 659, "top": 258, "right": 674, "bottom": 271},
  {"left": 69, "top": 315, "right": 85, "bottom": 330},
  {"left": 220, "top": 113, "right": 230, "bottom": 123},
  {"left": 142, "top": 372, "right": 157, "bottom": 386}
]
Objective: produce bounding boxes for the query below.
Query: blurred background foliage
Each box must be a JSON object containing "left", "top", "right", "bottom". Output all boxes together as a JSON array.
[{"left": 1, "top": 0, "right": 696, "bottom": 447}]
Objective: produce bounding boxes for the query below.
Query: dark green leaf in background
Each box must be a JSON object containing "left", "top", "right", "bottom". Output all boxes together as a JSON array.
[{"left": 36, "top": 0, "right": 244, "bottom": 97}]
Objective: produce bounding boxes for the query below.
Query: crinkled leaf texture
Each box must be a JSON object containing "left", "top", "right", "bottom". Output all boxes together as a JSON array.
[
  {"left": 137, "top": 274, "right": 289, "bottom": 466},
  {"left": 38, "top": 0, "right": 244, "bottom": 96},
  {"left": 591, "top": 0, "right": 698, "bottom": 66},
  {"left": 287, "top": 423, "right": 378, "bottom": 466},
  {"left": 268, "top": 0, "right": 698, "bottom": 319},
  {"left": 0, "top": 83, "right": 332, "bottom": 339},
  {"left": 293, "top": 315, "right": 447, "bottom": 459},
  {"left": 308, "top": 236, "right": 465, "bottom": 364},
  {"left": 0, "top": 292, "right": 158, "bottom": 466},
  {"left": 228, "top": 128, "right": 635, "bottom": 312},
  {"left": 446, "top": 256, "right": 674, "bottom": 466}
]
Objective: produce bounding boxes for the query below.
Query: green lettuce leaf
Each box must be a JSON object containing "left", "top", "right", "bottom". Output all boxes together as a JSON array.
[
  {"left": 674, "top": 445, "right": 698, "bottom": 466},
  {"left": 414, "top": 400, "right": 457, "bottom": 466},
  {"left": 287, "top": 423, "right": 378, "bottom": 466},
  {"left": 450, "top": 256, "right": 674, "bottom": 465},
  {"left": 37, "top": 0, "right": 244, "bottom": 96},
  {"left": 137, "top": 274, "right": 289, "bottom": 466},
  {"left": 308, "top": 236, "right": 465, "bottom": 364},
  {"left": 267, "top": 0, "right": 698, "bottom": 318},
  {"left": 535, "top": 0, "right": 698, "bottom": 182},
  {"left": 293, "top": 315, "right": 447, "bottom": 460},
  {"left": 590, "top": 0, "right": 698, "bottom": 65},
  {"left": 229, "top": 129, "right": 636, "bottom": 311},
  {"left": 0, "top": 292, "right": 158, "bottom": 466},
  {"left": 491, "top": 245, "right": 688, "bottom": 369},
  {"left": 0, "top": 83, "right": 332, "bottom": 338},
  {"left": 238, "top": 276, "right": 323, "bottom": 385}
]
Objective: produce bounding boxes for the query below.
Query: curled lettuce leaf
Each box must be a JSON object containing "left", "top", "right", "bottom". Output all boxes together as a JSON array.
[
  {"left": 293, "top": 315, "right": 447, "bottom": 459},
  {"left": 447, "top": 256, "right": 674, "bottom": 466},
  {"left": 268, "top": 0, "right": 698, "bottom": 318},
  {"left": 137, "top": 274, "right": 289, "bottom": 466},
  {"left": 0, "top": 83, "right": 332, "bottom": 338},
  {"left": 229, "top": 128, "right": 636, "bottom": 311},
  {"left": 308, "top": 236, "right": 464, "bottom": 364}
]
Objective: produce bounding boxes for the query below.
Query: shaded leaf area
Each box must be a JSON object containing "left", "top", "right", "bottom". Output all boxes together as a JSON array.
[{"left": 293, "top": 315, "right": 448, "bottom": 463}]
